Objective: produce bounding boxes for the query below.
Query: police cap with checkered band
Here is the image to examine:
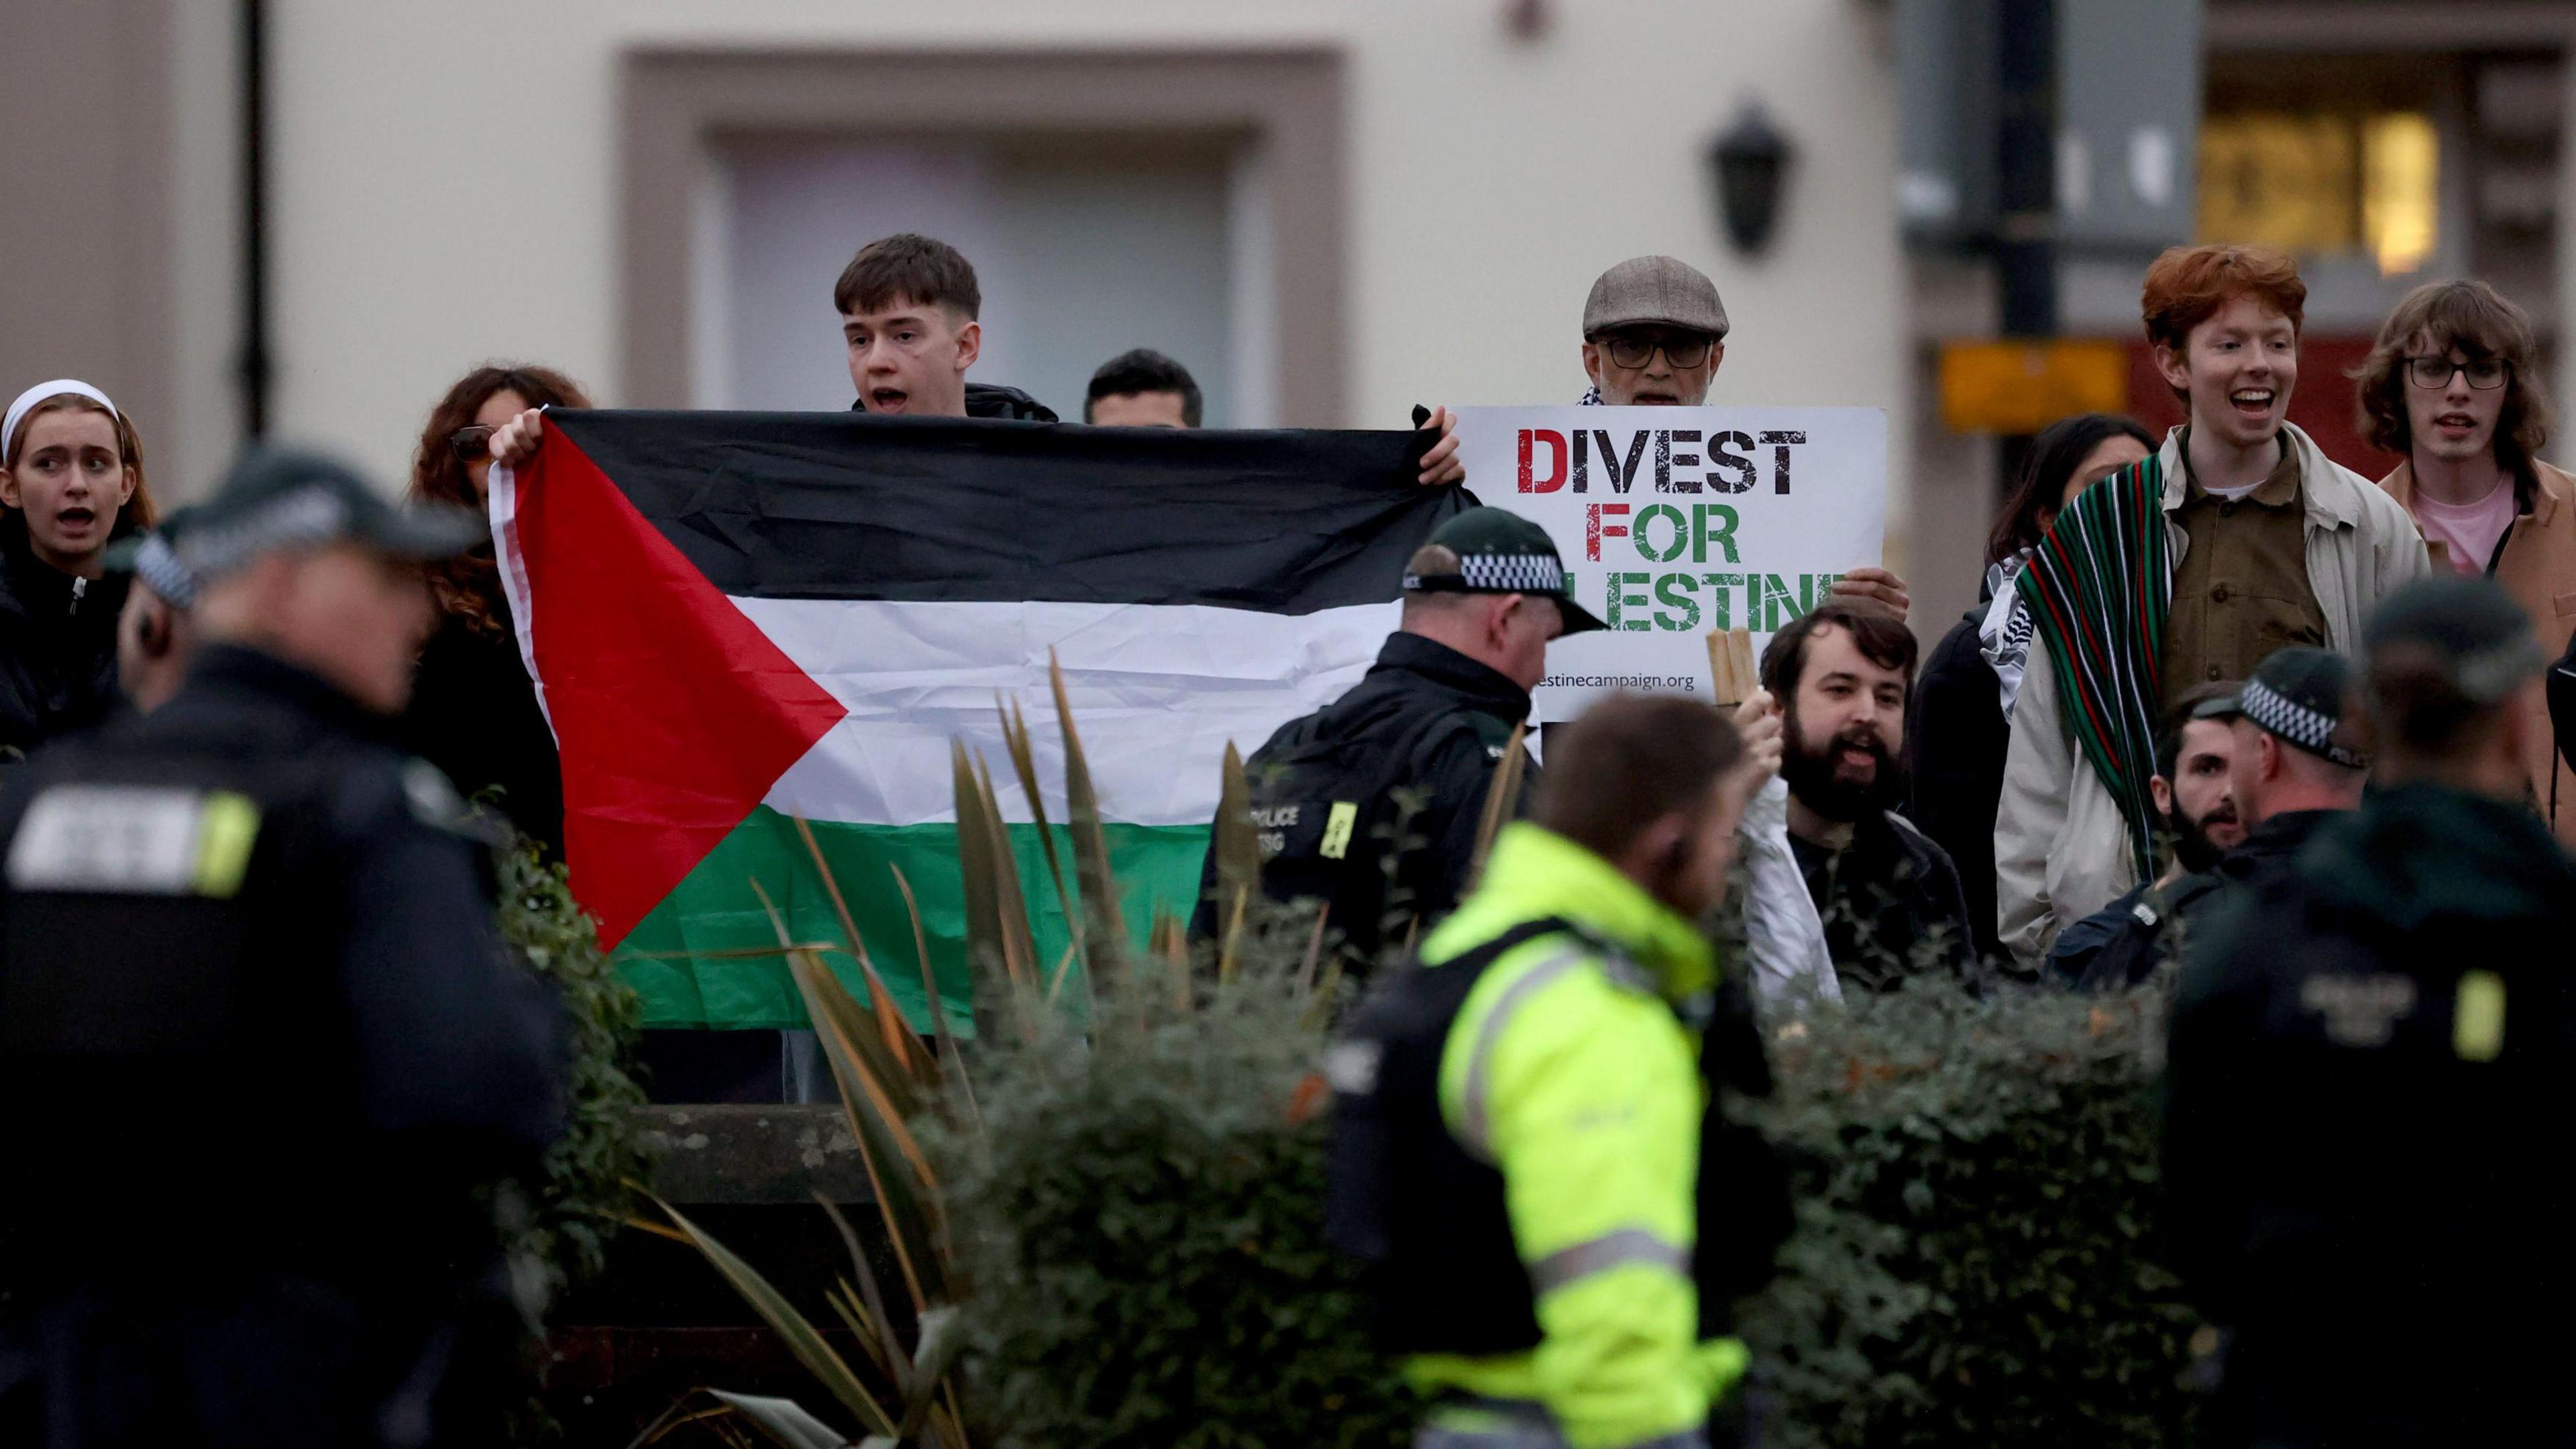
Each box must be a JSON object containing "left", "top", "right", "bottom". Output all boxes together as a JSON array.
[
  {"left": 2194, "top": 645, "right": 2369, "bottom": 770},
  {"left": 1403, "top": 506, "right": 1608, "bottom": 635},
  {"left": 166, "top": 445, "right": 487, "bottom": 587}
]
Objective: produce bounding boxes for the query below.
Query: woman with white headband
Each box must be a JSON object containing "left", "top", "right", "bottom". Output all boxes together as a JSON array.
[{"left": 0, "top": 380, "right": 161, "bottom": 758}]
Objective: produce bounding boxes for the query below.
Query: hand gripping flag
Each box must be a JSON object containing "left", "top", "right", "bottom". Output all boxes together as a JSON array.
[{"left": 492, "top": 409, "right": 1464, "bottom": 1031}]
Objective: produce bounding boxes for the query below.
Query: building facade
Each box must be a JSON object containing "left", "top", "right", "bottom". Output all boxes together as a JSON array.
[{"left": 7, "top": 0, "right": 2576, "bottom": 650}]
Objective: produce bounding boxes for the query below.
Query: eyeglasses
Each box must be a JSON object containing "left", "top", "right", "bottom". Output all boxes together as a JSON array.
[
  {"left": 2404, "top": 356, "right": 2511, "bottom": 390},
  {"left": 1602, "top": 332, "right": 1716, "bottom": 370},
  {"left": 448, "top": 425, "right": 496, "bottom": 462}
]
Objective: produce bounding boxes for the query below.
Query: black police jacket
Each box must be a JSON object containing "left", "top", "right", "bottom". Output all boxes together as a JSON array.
[
  {"left": 0, "top": 645, "right": 566, "bottom": 1301},
  {"left": 0, "top": 527, "right": 128, "bottom": 762},
  {"left": 2165, "top": 785, "right": 2576, "bottom": 1445},
  {"left": 1787, "top": 808, "right": 1976, "bottom": 990},
  {"left": 2052, "top": 808, "right": 2341, "bottom": 991},
  {"left": 1191, "top": 632, "right": 1535, "bottom": 968}
]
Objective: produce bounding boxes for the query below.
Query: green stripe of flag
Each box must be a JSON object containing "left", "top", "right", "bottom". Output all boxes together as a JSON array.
[{"left": 611, "top": 807, "right": 1210, "bottom": 1031}]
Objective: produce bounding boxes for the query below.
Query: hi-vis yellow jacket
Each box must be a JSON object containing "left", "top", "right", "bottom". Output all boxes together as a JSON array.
[{"left": 1406, "top": 822, "right": 1748, "bottom": 1449}]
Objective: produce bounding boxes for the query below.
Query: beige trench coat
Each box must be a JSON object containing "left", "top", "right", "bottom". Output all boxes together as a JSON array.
[{"left": 1995, "top": 423, "right": 2431, "bottom": 970}]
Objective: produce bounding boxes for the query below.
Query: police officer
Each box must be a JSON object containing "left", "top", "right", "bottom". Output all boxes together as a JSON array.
[
  {"left": 2064, "top": 648, "right": 2367, "bottom": 989},
  {"left": 0, "top": 447, "right": 566, "bottom": 1448},
  {"left": 1327, "top": 692, "right": 1786, "bottom": 1449},
  {"left": 1197, "top": 507, "right": 1603, "bottom": 969},
  {"left": 111, "top": 506, "right": 201, "bottom": 714},
  {"left": 2165, "top": 576, "right": 2576, "bottom": 1447}
]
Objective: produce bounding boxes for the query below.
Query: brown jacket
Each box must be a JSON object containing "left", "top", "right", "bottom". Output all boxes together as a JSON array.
[{"left": 2376, "top": 458, "right": 2576, "bottom": 847}]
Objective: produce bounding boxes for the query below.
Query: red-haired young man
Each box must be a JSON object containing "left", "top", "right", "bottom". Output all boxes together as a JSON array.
[
  {"left": 1995, "top": 244, "right": 2428, "bottom": 970},
  {"left": 2358, "top": 278, "right": 2576, "bottom": 846}
]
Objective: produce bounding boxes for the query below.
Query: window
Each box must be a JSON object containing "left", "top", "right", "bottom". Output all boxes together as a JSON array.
[{"left": 2197, "top": 109, "right": 2438, "bottom": 276}]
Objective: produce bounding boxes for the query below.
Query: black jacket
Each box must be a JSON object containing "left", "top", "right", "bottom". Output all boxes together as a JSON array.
[
  {"left": 0, "top": 645, "right": 566, "bottom": 1444},
  {"left": 2051, "top": 808, "right": 2343, "bottom": 990},
  {"left": 1195, "top": 632, "right": 1534, "bottom": 968},
  {"left": 851, "top": 382, "right": 1059, "bottom": 423},
  {"left": 401, "top": 594, "right": 565, "bottom": 857},
  {"left": 1906, "top": 606, "right": 2006, "bottom": 964},
  {"left": 0, "top": 530, "right": 128, "bottom": 761},
  {"left": 2165, "top": 786, "right": 2576, "bottom": 1445},
  {"left": 1788, "top": 807, "right": 1976, "bottom": 991}
]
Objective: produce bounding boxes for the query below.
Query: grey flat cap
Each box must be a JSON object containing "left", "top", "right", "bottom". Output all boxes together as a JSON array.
[{"left": 1582, "top": 255, "right": 1729, "bottom": 341}]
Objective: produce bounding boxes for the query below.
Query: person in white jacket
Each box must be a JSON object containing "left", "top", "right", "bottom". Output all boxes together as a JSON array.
[{"left": 1996, "top": 244, "right": 2430, "bottom": 970}]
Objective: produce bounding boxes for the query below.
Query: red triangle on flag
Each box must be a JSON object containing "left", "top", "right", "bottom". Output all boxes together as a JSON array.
[{"left": 505, "top": 427, "right": 848, "bottom": 947}]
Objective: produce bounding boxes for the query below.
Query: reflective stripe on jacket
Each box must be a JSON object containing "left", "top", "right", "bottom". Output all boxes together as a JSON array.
[{"left": 1405, "top": 823, "right": 1743, "bottom": 1449}]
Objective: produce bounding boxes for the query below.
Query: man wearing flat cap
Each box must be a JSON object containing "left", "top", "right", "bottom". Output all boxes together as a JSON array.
[
  {"left": 2057, "top": 647, "right": 2367, "bottom": 989},
  {"left": 0, "top": 447, "right": 565, "bottom": 1445},
  {"left": 2164, "top": 576, "right": 2576, "bottom": 1447},
  {"left": 1196, "top": 507, "right": 1606, "bottom": 972},
  {"left": 1578, "top": 254, "right": 1909, "bottom": 620}
]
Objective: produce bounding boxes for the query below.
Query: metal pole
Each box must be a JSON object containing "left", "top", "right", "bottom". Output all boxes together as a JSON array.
[
  {"left": 1993, "top": 0, "right": 2057, "bottom": 490},
  {"left": 237, "top": 0, "right": 270, "bottom": 441}
]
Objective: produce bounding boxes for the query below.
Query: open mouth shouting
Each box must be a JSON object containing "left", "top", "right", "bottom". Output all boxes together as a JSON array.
[
  {"left": 50, "top": 504, "right": 98, "bottom": 541},
  {"left": 867, "top": 385, "right": 912, "bottom": 414},
  {"left": 2229, "top": 386, "right": 2276, "bottom": 419},
  {"left": 1833, "top": 737, "right": 1882, "bottom": 782}
]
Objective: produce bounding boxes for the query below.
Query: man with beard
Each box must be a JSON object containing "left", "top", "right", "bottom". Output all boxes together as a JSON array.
[
  {"left": 2070, "top": 649, "right": 2367, "bottom": 990},
  {"left": 1756, "top": 598, "right": 1974, "bottom": 990},
  {"left": 2047, "top": 681, "right": 2245, "bottom": 986}
]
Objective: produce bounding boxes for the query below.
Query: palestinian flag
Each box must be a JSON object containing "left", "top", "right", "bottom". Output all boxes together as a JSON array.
[{"left": 492, "top": 410, "right": 1462, "bottom": 1030}]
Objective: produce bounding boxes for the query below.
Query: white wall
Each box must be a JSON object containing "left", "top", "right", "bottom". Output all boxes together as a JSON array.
[{"left": 164, "top": 0, "right": 1908, "bottom": 549}]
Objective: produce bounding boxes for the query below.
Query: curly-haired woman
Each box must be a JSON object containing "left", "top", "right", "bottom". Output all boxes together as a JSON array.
[
  {"left": 398, "top": 363, "right": 589, "bottom": 853},
  {"left": 2358, "top": 278, "right": 2576, "bottom": 844},
  {"left": 0, "top": 379, "right": 160, "bottom": 757}
]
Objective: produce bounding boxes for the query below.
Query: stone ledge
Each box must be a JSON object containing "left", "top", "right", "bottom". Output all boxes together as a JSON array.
[{"left": 635, "top": 1104, "right": 874, "bottom": 1205}]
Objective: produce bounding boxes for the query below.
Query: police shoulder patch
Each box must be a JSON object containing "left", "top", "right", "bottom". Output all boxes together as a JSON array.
[{"left": 7, "top": 784, "right": 262, "bottom": 898}]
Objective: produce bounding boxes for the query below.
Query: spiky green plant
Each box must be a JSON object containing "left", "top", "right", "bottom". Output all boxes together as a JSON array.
[{"left": 648, "top": 658, "right": 1330, "bottom": 1448}]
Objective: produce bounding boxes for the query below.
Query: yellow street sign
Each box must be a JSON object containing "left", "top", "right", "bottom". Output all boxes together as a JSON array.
[{"left": 1938, "top": 339, "right": 2131, "bottom": 435}]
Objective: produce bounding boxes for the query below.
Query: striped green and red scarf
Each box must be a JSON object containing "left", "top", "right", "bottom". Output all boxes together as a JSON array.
[{"left": 2012, "top": 457, "right": 2170, "bottom": 880}]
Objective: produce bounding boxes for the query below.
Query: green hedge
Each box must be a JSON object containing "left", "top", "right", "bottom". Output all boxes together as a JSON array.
[
  {"left": 930, "top": 951, "right": 1415, "bottom": 1449},
  {"left": 1736, "top": 976, "right": 2197, "bottom": 1448},
  {"left": 492, "top": 839, "right": 650, "bottom": 1299},
  {"left": 937, "top": 944, "right": 2197, "bottom": 1447}
]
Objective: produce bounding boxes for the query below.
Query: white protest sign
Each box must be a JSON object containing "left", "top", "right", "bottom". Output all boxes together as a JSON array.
[{"left": 1456, "top": 407, "right": 1888, "bottom": 722}]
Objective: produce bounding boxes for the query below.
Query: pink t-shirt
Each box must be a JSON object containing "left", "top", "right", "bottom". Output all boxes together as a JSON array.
[{"left": 2414, "top": 480, "right": 2519, "bottom": 577}]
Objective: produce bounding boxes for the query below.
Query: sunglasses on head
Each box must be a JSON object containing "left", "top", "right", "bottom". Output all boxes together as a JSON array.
[{"left": 448, "top": 425, "right": 496, "bottom": 462}]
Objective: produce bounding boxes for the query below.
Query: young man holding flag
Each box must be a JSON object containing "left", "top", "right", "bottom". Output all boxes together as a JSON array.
[
  {"left": 487, "top": 233, "right": 1468, "bottom": 482},
  {"left": 1995, "top": 244, "right": 2428, "bottom": 970}
]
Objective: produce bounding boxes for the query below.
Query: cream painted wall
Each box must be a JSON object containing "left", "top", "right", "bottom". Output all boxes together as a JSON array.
[{"left": 170, "top": 0, "right": 1909, "bottom": 551}]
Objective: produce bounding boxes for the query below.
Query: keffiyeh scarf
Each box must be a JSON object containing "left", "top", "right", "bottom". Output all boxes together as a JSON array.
[
  {"left": 1979, "top": 553, "right": 2037, "bottom": 718},
  {"left": 2013, "top": 457, "right": 2172, "bottom": 881}
]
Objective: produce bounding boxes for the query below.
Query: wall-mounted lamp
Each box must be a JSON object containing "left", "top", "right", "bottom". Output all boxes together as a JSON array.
[{"left": 1709, "top": 104, "right": 1793, "bottom": 255}]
